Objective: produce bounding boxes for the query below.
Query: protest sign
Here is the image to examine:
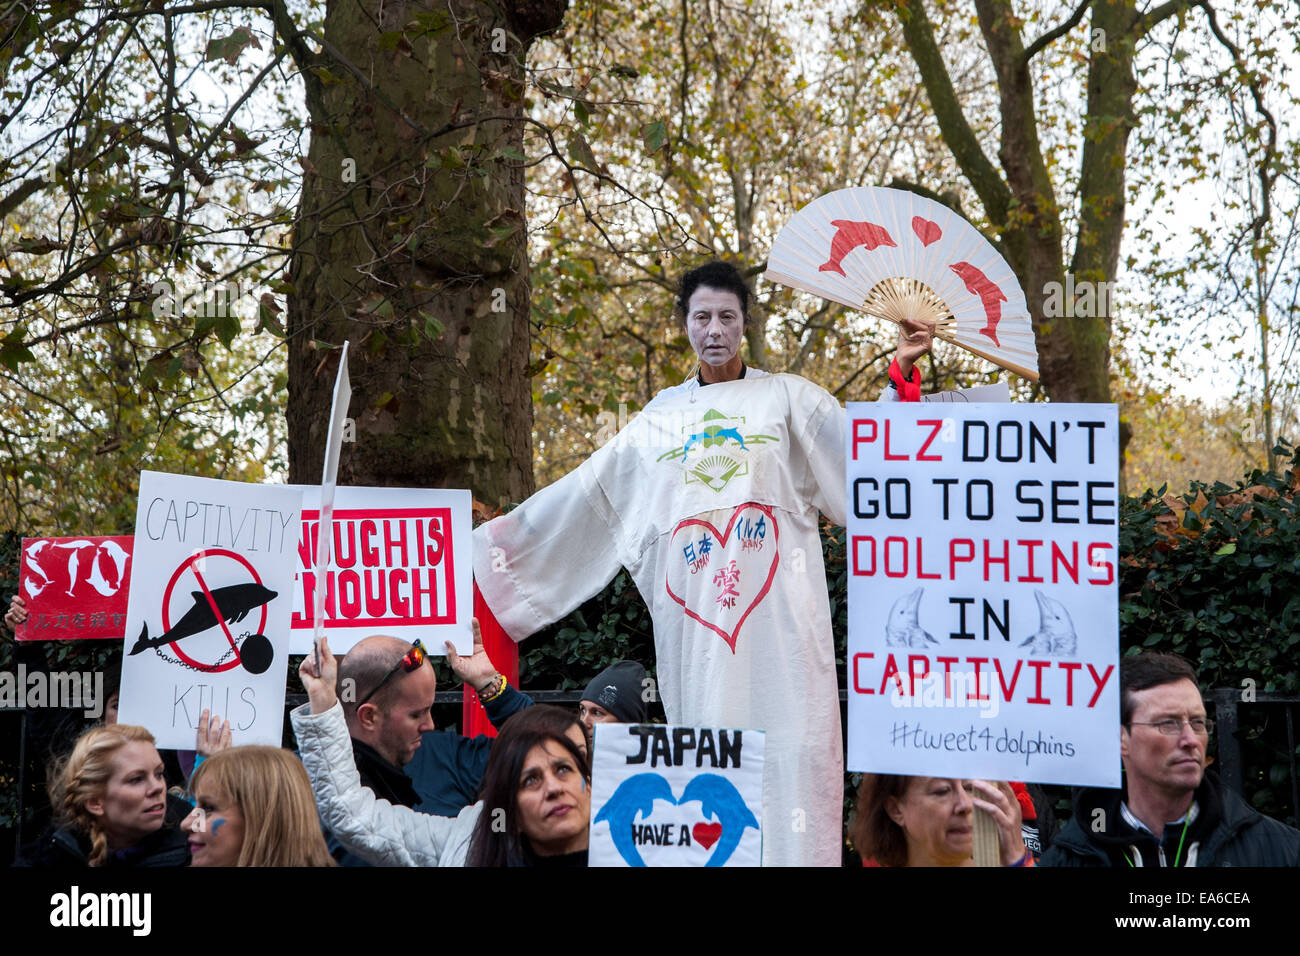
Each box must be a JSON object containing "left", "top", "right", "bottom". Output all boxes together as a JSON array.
[
  {"left": 16, "top": 536, "right": 133, "bottom": 640},
  {"left": 589, "top": 723, "right": 764, "bottom": 867},
  {"left": 313, "top": 342, "right": 351, "bottom": 661},
  {"left": 288, "top": 485, "right": 472, "bottom": 655},
  {"left": 117, "top": 471, "right": 302, "bottom": 749},
  {"left": 845, "top": 403, "right": 1121, "bottom": 787}
]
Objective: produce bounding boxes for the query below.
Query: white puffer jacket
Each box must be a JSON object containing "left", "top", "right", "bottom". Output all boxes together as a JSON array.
[{"left": 291, "top": 701, "right": 481, "bottom": 867}]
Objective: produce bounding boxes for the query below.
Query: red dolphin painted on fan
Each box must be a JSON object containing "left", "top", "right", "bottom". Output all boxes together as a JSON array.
[
  {"left": 949, "top": 261, "right": 1007, "bottom": 346},
  {"left": 818, "top": 219, "right": 897, "bottom": 276}
]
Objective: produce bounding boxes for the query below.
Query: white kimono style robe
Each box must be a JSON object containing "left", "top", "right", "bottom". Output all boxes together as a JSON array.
[{"left": 475, "top": 369, "right": 887, "bottom": 866}]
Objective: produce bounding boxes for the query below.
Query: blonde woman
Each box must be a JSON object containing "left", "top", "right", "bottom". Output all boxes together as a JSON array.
[
  {"left": 184, "top": 746, "right": 334, "bottom": 867},
  {"left": 18, "top": 724, "right": 189, "bottom": 867}
]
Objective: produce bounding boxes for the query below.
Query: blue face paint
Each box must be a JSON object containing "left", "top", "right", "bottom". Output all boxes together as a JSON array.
[
  {"left": 580, "top": 778, "right": 586, "bottom": 792},
  {"left": 210, "top": 817, "right": 227, "bottom": 835}
]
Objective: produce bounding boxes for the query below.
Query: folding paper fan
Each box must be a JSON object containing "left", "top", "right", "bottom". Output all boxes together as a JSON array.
[{"left": 764, "top": 186, "right": 1039, "bottom": 381}]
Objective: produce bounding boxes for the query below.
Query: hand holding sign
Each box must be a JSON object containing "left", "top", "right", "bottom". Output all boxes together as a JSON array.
[
  {"left": 445, "top": 619, "right": 499, "bottom": 693},
  {"left": 298, "top": 635, "right": 338, "bottom": 714},
  {"left": 4, "top": 595, "right": 26, "bottom": 633},
  {"left": 196, "top": 709, "right": 232, "bottom": 757},
  {"left": 969, "top": 779, "right": 1027, "bottom": 866}
]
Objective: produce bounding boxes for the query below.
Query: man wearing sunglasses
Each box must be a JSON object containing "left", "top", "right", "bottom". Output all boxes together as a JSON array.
[
  {"left": 1042, "top": 652, "right": 1300, "bottom": 866},
  {"left": 335, "top": 624, "right": 531, "bottom": 823}
]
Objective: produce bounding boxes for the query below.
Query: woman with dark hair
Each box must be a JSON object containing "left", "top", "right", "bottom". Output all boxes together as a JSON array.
[
  {"left": 852, "top": 774, "right": 1033, "bottom": 867},
  {"left": 293, "top": 637, "right": 591, "bottom": 867},
  {"left": 465, "top": 706, "right": 590, "bottom": 866},
  {"left": 17, "top": 724, "right": 189, "bottom": 868}
]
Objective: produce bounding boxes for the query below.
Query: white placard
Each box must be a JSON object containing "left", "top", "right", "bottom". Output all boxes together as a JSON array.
[
  {"left": 118, "top": 471, "right": 303, "bottom": 749},
  {"left": 287, "top": 485, "right": 473, "bottom": 655},
  {"left": 589, "top": 723, "right": 764, "bottom": 867},
  {"left": 314, "top": 342, "right": 352, "bottom": 655},
  {"left": 845, "top": 403, "right": 1121, "bottom": 787}
]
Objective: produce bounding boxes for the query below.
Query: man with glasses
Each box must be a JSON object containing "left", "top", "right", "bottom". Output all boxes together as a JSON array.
[{"left": 1042, "top": 652, "right": 1300, "bottom": 866}]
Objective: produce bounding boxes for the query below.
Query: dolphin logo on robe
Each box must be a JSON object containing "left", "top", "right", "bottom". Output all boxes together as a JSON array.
[
  {"left": 130, "top": 583, "right": 278, "bottom": 656},
  {"left": 949, "top": 261, "right": 1007, "bottom": 346},
  {"left": 819, "top": 219, "right": 897, "bottom": 276}
]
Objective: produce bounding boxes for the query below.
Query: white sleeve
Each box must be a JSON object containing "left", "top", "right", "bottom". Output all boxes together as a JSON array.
[
  {"left": 793, "top": 382, "right": 849, "bottom": 528},
  {"left": 473, "top": 452, "right": 624, "bottom": 641},
  {"left": 291, "top": 702, "right": 474, "bottom": 867}
]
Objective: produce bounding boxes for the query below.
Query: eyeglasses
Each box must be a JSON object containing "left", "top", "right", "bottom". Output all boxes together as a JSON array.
[
  {"left": 1128, "top": 717, "right": 1214, "bottom": 736},
  {"left": 357, "top": 639, "right": 427, "bottom": 707}
]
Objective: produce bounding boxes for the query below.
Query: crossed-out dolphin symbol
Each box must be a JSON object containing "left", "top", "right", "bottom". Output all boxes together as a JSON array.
[{"left": 594, "top": 772, "right": 759, "bottom": 867}]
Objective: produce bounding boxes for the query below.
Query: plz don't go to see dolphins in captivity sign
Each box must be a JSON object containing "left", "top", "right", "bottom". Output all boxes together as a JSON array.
[{"left": 844, "top": 403, "right": 1121, "bottom": 787}]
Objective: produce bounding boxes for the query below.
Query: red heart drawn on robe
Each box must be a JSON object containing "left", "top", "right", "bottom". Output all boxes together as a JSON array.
[
  {"left": 665, "top": 502, "right": 779, "bottom": 653},
  {"left": 693, "top": 822, "right": 722, "bottom": 850},
  {"left": 912, "top": 216, "right": 942, "bottom": 246}
]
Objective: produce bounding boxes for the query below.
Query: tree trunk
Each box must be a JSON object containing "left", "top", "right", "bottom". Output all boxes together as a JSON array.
[{"left": 286, "top": 0, "right": 566, "bottom": 506}]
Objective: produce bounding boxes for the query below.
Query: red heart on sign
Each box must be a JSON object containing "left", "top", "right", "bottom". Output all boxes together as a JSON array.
[
  {"left": 912, "top": 216, "right": 942, "bottom": 246},
  {"left": 665, "top": 503, "right": 780, "bottom": 653},
  {"left": 693, "top": 822, "right": 722, "bottom": 850}
]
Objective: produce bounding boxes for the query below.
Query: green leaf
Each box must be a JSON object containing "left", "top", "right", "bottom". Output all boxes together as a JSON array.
[
  {"left": 641, "top": 120, "right": 668, "bottom": 155},
  {"left": 566, "top": 133, "right": 597, "bottom": 170},
  {"left": 420, "top": 311, "right": 445, "bottom": 340},
  {"left": 1214, "top": 542, "right": 1237, "bottom": 556},
  {"left": 214, "top": 313, "right": 240, "bottom": 349},
  {"left": 204, "top": 26, "right": 262, "bottom": 67}
]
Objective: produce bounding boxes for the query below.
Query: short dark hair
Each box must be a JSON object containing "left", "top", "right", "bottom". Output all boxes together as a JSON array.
[
  {"left": 849, "top": 773, "right": 914, "bottom": 867},
  {"left": 466, "top": 705, "right": 590, "bottom": 867},
  {"left": 1120, "top": 652, "right": 1199, "bottom": 725},
  {"left": 675, "top": 260, "right": 751, "bottom": 324}
]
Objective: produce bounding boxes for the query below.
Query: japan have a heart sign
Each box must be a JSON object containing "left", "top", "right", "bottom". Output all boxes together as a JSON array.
[{"left": 589, "top": 723, "right": 764, "bottom": 867}]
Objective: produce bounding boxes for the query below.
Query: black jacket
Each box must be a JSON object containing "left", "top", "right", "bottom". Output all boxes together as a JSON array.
[
  {"left": 16, "top": 821, "right": 191, "bottom": 868},
  {"left": 1041, "top": 771, "right": 1300, "bottom": 867}
]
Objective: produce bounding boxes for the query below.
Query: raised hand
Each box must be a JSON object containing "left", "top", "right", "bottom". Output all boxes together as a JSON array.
[
  {"left": 298, "top": 636, "right": 339, "bottom": 714},
  {"left": 445, "top": 618, "right": 500, "bottom": 694},
  {"left": 196, "top": 708, "right": 232, "bottom": 756},
  {"left": 896, "top": 315, "right": 936, "bottom": 379}
]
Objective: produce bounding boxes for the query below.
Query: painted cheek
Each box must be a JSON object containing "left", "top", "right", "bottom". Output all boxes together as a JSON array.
[{"left": 210, "top": 817, "right": 227, "bottom": 835}]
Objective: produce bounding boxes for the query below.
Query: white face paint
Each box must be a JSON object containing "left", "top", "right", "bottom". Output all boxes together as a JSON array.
[{"left": 685, "top": 286, "right": 745, "bottom": 378}]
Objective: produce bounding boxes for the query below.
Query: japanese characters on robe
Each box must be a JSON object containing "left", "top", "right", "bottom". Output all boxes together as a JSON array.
[{"left": 475, "top": 369, "right": 873, "bottom": 866}]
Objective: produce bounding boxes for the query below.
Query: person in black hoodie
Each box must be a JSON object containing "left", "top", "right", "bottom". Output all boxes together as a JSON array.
[
  {"left": 1042, "top": 652, "right": 1300, "bottom": 867},
  {"left": 17, "top": 723, "right": 189, "bottom": 868}
]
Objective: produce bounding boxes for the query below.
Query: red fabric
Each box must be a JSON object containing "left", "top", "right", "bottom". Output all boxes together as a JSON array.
[
  {"left": 461, "top": 584, "right": 518, "bottom": 738},
  {"left": 888, "top": 358, "right": 922, "bottom": 402},
  {"left": 1010, "top": 781, "right": 1036, "bottom": 821}
]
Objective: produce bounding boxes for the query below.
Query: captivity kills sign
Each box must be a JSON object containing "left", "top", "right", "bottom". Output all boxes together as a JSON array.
[
  {"left": 844, "top": 403, "right": 1120, "bottom": 787},
  {"left": 117, "top": 471, "right": 303, "bottom": 749},
  {"left": 589, "top": 723, "right": 764, "bottom": 867}
]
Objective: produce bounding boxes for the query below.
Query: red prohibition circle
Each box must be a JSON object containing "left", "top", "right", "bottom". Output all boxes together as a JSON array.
[{"left": 161, "top": 548, "right": 267, "bottom": 673}]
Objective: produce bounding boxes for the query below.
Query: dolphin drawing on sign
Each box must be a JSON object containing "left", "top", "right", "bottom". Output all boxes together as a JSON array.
[
  {"left": 52, "top": 540, "right": 96, "bottom": 597},
  {"left": 884, "top": 587, "right": 938, "bottom": 648},
  {"left": 130, "top": 583, "right": 278, "bottom": 656},
  {"left": 84, "top": 539, "right": 130, "bottom": 596},
  {"left": 679, "top": 774, "right": 760, "bottom": 868},
  {"left": 594, "top": 773, "right": 675, "bottom": 867},
  {"left": 1019, "top": 590, "right": 1077, "bottom": 656}
]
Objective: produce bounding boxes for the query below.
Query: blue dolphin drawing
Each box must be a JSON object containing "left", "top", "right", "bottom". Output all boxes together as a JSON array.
[
  {"left": 680, "top": 774, "right": 759, "bottom": 867},
  {"left": 593, "top": 774, "right": 675, "bottom": 867}
]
